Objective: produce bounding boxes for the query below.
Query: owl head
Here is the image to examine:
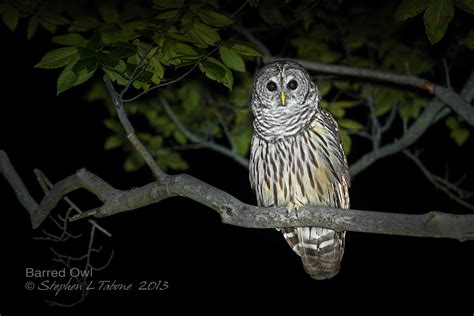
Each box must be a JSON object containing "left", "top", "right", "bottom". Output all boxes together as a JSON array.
[{"left": 251, "top": 60, "right": 320, "bottom": 139}]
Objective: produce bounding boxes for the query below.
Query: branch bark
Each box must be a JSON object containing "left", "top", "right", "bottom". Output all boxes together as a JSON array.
[
  {"left": 263, "top": 57, "right": 474, "bottom": 126},
  {"left": 103, "top": 76, "right": 165, "bottom": 179},
  {"left": 236, "top": 25, "right": 473, "bottom": 127},
  {"left": 2, "top": 30, "right": 474, "bottom": 250},
  {"left": 231, "top": 26, "right": 474, "bottom": 179},
  {"left": 0, "top": 150, "right": 38, "bottom": 214},
  {"left": 1, "top": 151, "right": 473, "bottom": 241},
  {"left": 160, "top": 97, "right": 249, "bottom": 169},
  {"left": 350, "top": 71, "right": 474, "bottom": 176}
]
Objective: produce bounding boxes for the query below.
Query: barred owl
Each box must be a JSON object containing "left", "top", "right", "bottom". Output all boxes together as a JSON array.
[{"left": 249, "top": 61, "right": 350, "bottom": 280}]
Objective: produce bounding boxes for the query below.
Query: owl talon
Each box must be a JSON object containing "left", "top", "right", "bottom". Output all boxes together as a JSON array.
[{"left": 286, "top": 208, "right": 298, "bottom": 220}]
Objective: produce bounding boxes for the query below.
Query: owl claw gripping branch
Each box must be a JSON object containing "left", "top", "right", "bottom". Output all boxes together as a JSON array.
[{"left": 249, "top": 61, "right": 350, "bottom": 280}]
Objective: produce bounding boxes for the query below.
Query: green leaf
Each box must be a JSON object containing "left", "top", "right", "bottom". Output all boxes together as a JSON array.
[
  {"left": 217, "top": 40, "right": 263, "bottom": 56},
  {"left": 173, "top": 130, "right": 187, "bottom": 145},
  {"left": 99, "top": 5, "right": 119, "bottom": 24},
  {"left": 108, "top": 45, "right": 137, "bottom": 59},
  {"left": 52, "top": 33, "right": 87, "bottom": 47},
  {"left": 57, "top": 63, "right": 78, "bottom": 95},
  {"left": 68, "top": 16, "right": 99, "bottom": 32},
  {"left": 3, "top": 6, "right": 19, "bottom": 31},
  {"left": 338, "top": 119, "right": 364, "bottom": 130},
  {"left": 87, "top": 31, "right": 102, "bottom": 50},
  {"left": 191, "top": 22, "right": 220, "bottom": 45},
  {"left": 192, "top": 7, "right": 234, "bottom": 27},
  {"left": 39, "top": 19, "right": 57, "bottom": 33},
  {"left": 445, "top": 116, "right": 470, "bottom": 145},
  {"left": 27, "top": 16, "right": 39, "bottom": 40},
  {"left": 103, "top": 66, "right": 128, "bottom": 86},
  {"left": 148, "top": 136, "right": 164, "bottom": 149},
  {"left": 399, "top": 99, "right": 423, "bottom": 121},
  {"left": 327, "top": 103, "right": 345, "bottom": 118},
  {"left": 156, "top": 9, "right": 179, "bottom": 19},
  {"left": 157, "top": 149, "right": 189, "bottom": 171},
  {"left": 231, "top": 125, "right": 253, "bottom": 156},
  {"left": 339, "top": 129, "right": 352, "bottom": 155},
  {"left": 461, "top": 29, "right": 474, "bottom": 49},
  {"left": 219, "top": 47, "right": 245, "bottom": 72},
  {"left": 249, "top": 0, "right": 260, "bottom": 7},
  {"left": 72, "top": 58, "right": 98, "bottom": 86},
  {"left": 124, "top": 152, "right": 145, "bottom": 171},
  {"left": 39, "top": 12, "right": 69, "bottom": 26},
  {"left": 174, "top": 43, "right": 199, "bottom": 56},
  {"left": 454, "top": 0, "right": 474, "bottom": 13},
  {"left": 57, "top": 59, "right": 97, "bottom": 95},
  {"left": 395, "top": 0, "right": 429, "bottom": 21},
  {"left": 331, "top": 100, "right": 361, "bottom": 108},
  {"left": 179, "top": 81, "right": 202, "bottom": 111},
  {"left": 318, "top": 81, "right": 331, "bottom": 96},
  {"left": 199, "top": 57, "right": 233, "bottom": 90},
  {"left": 452, "top": 128, "right": 470, "bottom": 145},
  {"left": 153, "top": 0, "right": 184, "bottom": 9},
  {"left": 104, "top": 135, "right": 123, "bottom": 150},
  {"left": 445, "top": 116, "right": 458, "bottom": 129},
  {"left": 423, "top": 0, "right": 454, "bottom": 44},
  {"left": 35, "top": 47, "right": 80, "bottom": 69},
  {"left": 150, "top": 57, "right": 165, "bottom": 84}
]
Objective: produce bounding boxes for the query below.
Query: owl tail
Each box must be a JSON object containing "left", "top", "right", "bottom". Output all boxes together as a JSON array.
[{"left": 281, "top": 227, "right": 345, "bottom": 280}]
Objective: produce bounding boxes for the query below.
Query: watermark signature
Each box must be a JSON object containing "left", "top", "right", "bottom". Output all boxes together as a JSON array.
[{"left": 25, "top": 268, "right": 169, "bottom": 296}]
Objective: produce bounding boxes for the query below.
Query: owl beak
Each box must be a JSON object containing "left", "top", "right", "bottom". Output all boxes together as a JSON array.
[{"left": 280, "top": 91, "right": 286, "bottom": 106}]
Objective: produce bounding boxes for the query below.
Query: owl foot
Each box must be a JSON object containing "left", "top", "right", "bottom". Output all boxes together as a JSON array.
[{"left": 286, "top": 207, "right": 299, "bottom": 220}]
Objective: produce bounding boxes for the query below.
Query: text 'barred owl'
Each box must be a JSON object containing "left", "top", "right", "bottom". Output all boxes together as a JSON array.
[{"left": 249, "top": 60, "right": 350, "bottom": 280}]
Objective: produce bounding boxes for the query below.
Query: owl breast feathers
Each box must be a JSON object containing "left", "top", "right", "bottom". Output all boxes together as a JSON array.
[{"left": 249, "top": 61, "right": 350, "bottom": 280}]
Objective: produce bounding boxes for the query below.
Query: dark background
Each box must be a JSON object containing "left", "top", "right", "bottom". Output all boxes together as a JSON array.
[{"left": 1, "top": 17, "right": 474, "bottom": 315}]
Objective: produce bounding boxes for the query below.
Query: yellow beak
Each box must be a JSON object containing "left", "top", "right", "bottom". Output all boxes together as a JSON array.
[{"left": 280, "top": 91, "right": 286, "bottom": 106}]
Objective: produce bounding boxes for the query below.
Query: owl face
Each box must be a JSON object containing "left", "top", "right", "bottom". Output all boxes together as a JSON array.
[
  {"left": 251, "top": 61, "right": 319, "bottom": 139},
  {"left": 252, "top": 61, "right": 315, "bottom": 108}
]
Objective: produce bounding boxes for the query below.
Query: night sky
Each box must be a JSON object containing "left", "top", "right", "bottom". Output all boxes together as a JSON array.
[{"left": 1, "top": 10, "right": 474, "bottom": 315}]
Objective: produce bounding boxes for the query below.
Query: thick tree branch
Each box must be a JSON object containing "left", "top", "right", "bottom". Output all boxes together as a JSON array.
[
  {"left": 238, "top": 25, "right": 473, "bottom": 126},
  {"left": 350, "top": 71, "right": 474, "bottom": 177},
  {"left": 103, "top": 75, "right": 165, "bottom": 179},
  {"left": 266, "top": 57, "right": 434, "bottom": 92},
  {"left": 1, "top": 158, "right": 472, "bottom": 241},
  {"left": 264, "top": 57, "right": 474, "bottom": 126},
  {"left": 233, "top": 26, "right": 474, "bottom": 177}
]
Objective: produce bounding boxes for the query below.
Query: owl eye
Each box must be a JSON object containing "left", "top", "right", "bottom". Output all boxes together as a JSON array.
[
  {"left": 266, "top": 81, "right": 277, "bottom": 92},
  {"left": 287, "top": 80, "right": 298, "bottom": 90}
]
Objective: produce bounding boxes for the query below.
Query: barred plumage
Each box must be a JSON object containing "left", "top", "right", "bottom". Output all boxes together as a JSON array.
[{"left": 249, "top": 61, "right": 350, "bottom": 280}]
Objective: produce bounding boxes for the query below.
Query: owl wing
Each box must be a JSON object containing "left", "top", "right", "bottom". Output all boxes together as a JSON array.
[
  {"left": 283, "top": 109, "right": 350, "bottom": 279},
  {"left": 249, "top": 109, "right": 350, "bottom": 279}
]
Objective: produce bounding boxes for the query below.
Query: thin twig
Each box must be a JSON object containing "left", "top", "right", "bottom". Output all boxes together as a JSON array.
[
  {"left": 350, "top": 71, "right": 474, "bottom": 177},
  {"left": 404, "top": 150, "right": 474, "bottom": 211},
  {"left": 34, "top": 169, "right": 112, "bottom": 237},
  {"left": 103, "top": 75, "right": 165, "bottom": 179},
  {"left": 160, "top": 97, "right": 249, "bottom": 168},
  {"left": 215, "top": 109, "right": 236, "bottom": 152}
]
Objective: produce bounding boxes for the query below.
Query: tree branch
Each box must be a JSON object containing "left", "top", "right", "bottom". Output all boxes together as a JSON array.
[
  {"left": 403, "top": 150, "right": 474, "bottom": 211},
  {"left": 233, "top": 26, "right": 474, "bottom": 177},
  {"left": 103, "top": 75, "right": 165, "bottom": 179},
  {"left": 236, "top": 25, "right": 473, "bottom": 125},
  {"left": 264, "top": 57, "right": 474, "bottom": 126},
  {"left": 0, "top": 150, "right": 38, "bottom": 214},
  {"left": 350, "top": 71, "right": 474, "bottom": 177},
  {"left": 160, "top": 97, "right": 249, "bottom": 169},
  {"left": 1, "top": 159, "right": 471, "bottom": 241}
]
